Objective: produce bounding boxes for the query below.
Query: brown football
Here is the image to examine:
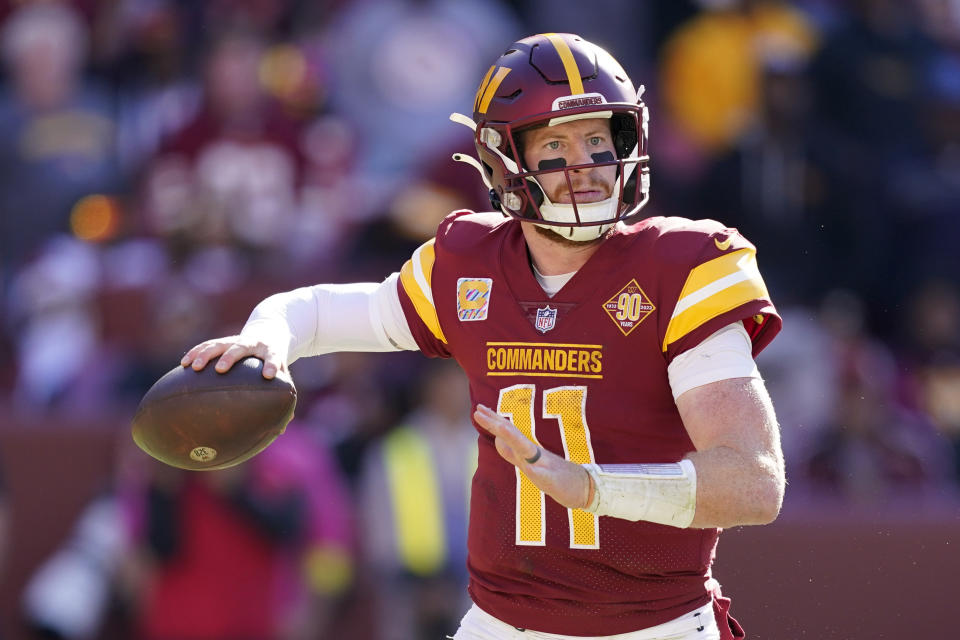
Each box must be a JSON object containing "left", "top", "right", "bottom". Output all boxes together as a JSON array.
[{"left": 131, "top": 357, "right": 297, "bottom": 471}]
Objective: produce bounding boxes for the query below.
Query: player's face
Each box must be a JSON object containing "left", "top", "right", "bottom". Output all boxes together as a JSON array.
[{"left": 521, "top": 118, "right": 617, "bottom": 205}]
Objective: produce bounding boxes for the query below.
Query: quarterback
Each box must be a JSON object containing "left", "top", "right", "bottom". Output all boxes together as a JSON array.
[{"left": 184, "top": 34, "right": 784, "bottom": 640}]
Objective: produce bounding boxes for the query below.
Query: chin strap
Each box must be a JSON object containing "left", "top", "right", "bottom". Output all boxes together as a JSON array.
[
  {"left": 449, "top": 112, "right": 520, "bottom": 174},
  {"left": 534, "top": 192, "right": 618, "bottom": 241},
  {"left": 449, "top": 113, "right": 493, "bottom": 191},
  {"left": 451, "top": 152, "right": 492, "bottom": 190},
  {"left": 449, "top": 112, "right": 477, "bottom": 131}
]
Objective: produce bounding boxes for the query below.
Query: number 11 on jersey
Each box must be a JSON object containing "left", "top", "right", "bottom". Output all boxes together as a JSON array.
[{"left": 496, "top": 384, "right": 600, "bottom": 550}]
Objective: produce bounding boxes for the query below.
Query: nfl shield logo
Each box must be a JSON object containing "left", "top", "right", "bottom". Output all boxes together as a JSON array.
[{"left": 535, "top": 305, "right": 557, "bottom": 333}]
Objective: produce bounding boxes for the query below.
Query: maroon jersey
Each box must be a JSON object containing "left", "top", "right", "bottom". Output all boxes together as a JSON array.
[{"left": 397, "top": 211, "right": 780, "bottom": 637}]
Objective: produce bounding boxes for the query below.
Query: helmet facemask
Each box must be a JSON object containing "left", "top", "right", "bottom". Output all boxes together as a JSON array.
[
  {"left": 453, "top": 101, "right": 651, "bottom": 242},
  {"left": 450, "top": 33, "right": 652, "bottom": 241}
]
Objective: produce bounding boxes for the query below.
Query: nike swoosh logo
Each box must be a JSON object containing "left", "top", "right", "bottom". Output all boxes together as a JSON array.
[{"left": 714, "top": 236, "right": 732, "bottom": 251}]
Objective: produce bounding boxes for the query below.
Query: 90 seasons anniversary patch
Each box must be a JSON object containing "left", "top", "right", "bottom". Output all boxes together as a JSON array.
[{"left": 603, "top": 279, "right": 655, "bottom": 336}]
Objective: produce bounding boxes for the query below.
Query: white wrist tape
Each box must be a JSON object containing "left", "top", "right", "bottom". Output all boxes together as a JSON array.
[{"left": 583, "top": 459, "right": 697, "bottom": 528}]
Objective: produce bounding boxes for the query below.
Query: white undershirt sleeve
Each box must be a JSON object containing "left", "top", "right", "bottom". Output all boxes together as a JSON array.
[
  {"left": 239, "top": 272, "right": 419, "bottom": 364},
  {"left": 666, "top": 321, "right": 760, "bottom": 400},
  {"left": 375, "top": 272, "right": 420, "bottom": 352}
]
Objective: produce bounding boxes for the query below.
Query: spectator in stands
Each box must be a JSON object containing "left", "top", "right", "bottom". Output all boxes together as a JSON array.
[
  {"left": 901, "top": 280, "right": 960, "bottom": 487},
  {"left": 805, "top": 0, "right": 947, "bottom": 308},
  {"left": 805, "top": 290, "right": 952, "bottom": 501},
  {"left": 138, "top": 28, "right": 309, "bottom": 277},
  {"left": 659, "top": 0, "right": 818, "bottom": 155},
  {"left": 693, "top": 29, "right": 831, "bottom": 304},
  {"left": 116, "top": 426, "right": 354, "bottom": 640},
  {"left": 318, "top": 0, "right": 518, "bottom": 209},
  {"left": 0, "top": 2, "right": 121, "bottom": 277},
  {"left": 753, "top": 304, "right": 836, "bottom": 469},
  {"left": 298, "top": 350, "right": 407, "bottom": 486},
  {"left": 7, "top": 236, "right": 104, "bottom": 412},
  {"left": 21, "top": 492, "right": 124, "bottom": 640},
  {"left": 0, "top": 3, "right": 123, "bottom": 411},
  {"left": 358, "top": 360, "right": 477, "bottom": 640},
  {"left": 110, "top": 1, "right": 202, "bottom": 177}
]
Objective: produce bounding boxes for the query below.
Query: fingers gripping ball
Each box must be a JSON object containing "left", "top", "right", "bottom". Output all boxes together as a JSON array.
[{"left": 131, "top": 357, "right": 297, "bottom": 470}]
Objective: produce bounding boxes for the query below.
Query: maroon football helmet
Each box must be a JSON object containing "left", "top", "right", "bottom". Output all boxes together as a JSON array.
[{"left": 452, "top": 33, "right": 650, "bottom": 241}]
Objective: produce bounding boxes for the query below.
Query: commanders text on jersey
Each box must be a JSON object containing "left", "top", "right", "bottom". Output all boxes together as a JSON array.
[{"left": 486, "top": 342, "right": 603, "bottom": 379}]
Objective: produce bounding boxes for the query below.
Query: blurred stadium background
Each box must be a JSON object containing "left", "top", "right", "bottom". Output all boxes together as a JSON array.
[{"left": 0, "top": 0, "right": 959, "bottom": 638}]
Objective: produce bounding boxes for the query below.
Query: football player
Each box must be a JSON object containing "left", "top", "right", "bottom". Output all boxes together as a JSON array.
[{"left": 183, "top": 33, "right": 784, "bottom": 640}]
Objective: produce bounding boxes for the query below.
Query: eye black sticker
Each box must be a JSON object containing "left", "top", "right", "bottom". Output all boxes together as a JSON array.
[
  {"left": 538, "top": 157, "right": 567, "bottom": 170},
  {"left": 537, "top": 152, "right": 614, "bottom": 171}
]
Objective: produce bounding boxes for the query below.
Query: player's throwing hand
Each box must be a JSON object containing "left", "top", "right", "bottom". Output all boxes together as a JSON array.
[
  {"left": 473, "top": 404, "right": 594, "bottom": 511},
  {"left": 180, "top": 336, "right": 287, "bottom": 379}
]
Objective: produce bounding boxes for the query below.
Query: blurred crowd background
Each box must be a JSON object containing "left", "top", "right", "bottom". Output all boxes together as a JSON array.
[{"left": 0, "top": 0, "right": 959, "bottom": 638}]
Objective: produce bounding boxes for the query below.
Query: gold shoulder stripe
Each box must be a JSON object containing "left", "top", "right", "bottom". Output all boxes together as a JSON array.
[
  {"left": 542, "top": 33, "right": 584, "bottom": 95},
  {"left": 677, "top": 247, "right": 753, "bottom": 299},
  {"left": 662, "top": 248, "right": 769, "bottom": 351},
  {"left": 400, "top": 239, "right": 447, "bottom": 344},
  {"left": 477, "top": 66, "right": 511, "bottom": 115}
]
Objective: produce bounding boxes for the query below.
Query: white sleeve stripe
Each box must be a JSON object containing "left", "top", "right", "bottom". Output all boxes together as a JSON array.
[
  {"left": 411, "top": 244, "right": 435, "bottom": 307},
  {"left": 670, "top": 268, "right": 753, "bottom": 319},
  {"left": 375, "top": 273, "right": 419, "bottom": 351}
]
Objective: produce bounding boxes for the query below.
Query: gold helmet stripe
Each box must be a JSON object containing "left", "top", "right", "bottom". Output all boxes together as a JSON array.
[
  {"left": 474, "top": 65, "right": 496, "bottom": 113},
  {"left": 477, "top": 67, "right": 512, "bottom": 115},
  {"left": 541, "top": 33, "right": 584, "bottom": 95}
]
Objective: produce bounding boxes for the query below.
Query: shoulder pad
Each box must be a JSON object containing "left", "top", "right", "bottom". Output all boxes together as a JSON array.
[{"left": 436, "top": 209, "right": 513, "bottom": 252}]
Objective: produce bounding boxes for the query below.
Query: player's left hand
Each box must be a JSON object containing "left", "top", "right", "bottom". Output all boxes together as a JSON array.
[{"left": 474, "top": 404, "right": 593, "bottom": 510}]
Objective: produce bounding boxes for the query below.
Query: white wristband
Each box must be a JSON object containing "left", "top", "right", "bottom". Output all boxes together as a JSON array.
[{"left": 583, "top": 459, "right": 697, "bottom": 529}]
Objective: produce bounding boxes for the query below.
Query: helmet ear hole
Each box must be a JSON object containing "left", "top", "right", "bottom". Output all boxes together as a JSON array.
[
  {"left": 612, "top": 114, "right": 637, "bottom": 159},
  {"left": 525, "top": 178, "right": 545, "bottom": 208},
  {"left": 622, "top": 171, "right": 637, "bottom": 205},
  {"left": 488, "top": 189, "right": 503, "bottom": 213}
]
